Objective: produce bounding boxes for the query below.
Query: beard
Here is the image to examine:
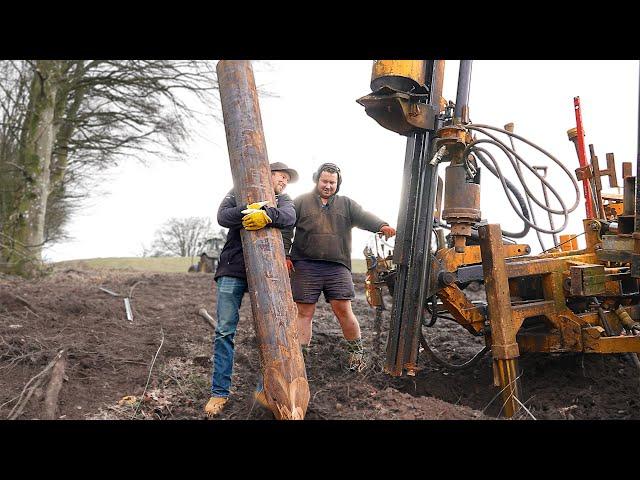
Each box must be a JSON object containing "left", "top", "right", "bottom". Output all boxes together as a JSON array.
[{"left": 318, "top": 186, "right": 334, "bottom": 198}]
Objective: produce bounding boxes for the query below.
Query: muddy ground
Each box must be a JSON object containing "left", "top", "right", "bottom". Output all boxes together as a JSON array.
[{"left": 1, "top": 268, "right": 638, "bottom": 420}]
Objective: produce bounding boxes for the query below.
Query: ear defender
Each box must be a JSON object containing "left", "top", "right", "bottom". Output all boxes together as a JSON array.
[{"left": 312, "top": 163, "right": 342, "bottom": 193}]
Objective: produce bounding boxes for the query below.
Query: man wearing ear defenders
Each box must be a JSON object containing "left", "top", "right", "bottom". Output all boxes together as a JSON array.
[{"left": 284, "top": 162, "right": 396, "bottom": 372}]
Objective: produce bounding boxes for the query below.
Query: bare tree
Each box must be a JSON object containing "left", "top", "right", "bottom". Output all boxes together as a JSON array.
[
  {"left": 0, "top": 60, "right": 220, "bottom": 276},
  {"left": 150, "top": 216, "right": 215, "bottom": 257},
  {"left": 214, "top": 228, "right": 228, "bottom": 242}
]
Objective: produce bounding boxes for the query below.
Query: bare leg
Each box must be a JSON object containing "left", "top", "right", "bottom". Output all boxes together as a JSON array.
[
  {"left": 329, "top": 299, "right": 361, "bottom": 341},
  {"left": 330, "top": 299, "right": 366, "bottom": 371},
  {"left": 295, "top": 302, "right": 316, "bottom": 345}
]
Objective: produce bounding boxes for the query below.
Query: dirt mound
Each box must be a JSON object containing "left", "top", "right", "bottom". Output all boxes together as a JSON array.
[{"left": 1, "top": 268, "right": 637, "bottom": 420}]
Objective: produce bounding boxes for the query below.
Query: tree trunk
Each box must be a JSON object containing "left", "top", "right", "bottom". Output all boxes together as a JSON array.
[
  {"left": 47, "top": 62, "right": 86, "bottom": 240},
  {"left": 1, "top": 61, "right": 60, "bottom": 275}
]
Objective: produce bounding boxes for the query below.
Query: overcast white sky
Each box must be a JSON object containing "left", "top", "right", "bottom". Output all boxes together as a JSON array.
[{"left": 44, "top": 60, "right": 639, "bottom": 262}]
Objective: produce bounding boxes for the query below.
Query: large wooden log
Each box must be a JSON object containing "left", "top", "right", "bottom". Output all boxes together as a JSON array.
[{"left": 216, "top": 60, "right": 309, "bottom": 420}]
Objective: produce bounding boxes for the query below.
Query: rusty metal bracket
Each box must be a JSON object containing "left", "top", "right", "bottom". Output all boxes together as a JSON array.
[
  {"left": 356, "top": 88, "right": 437, "bottom": 136},
  {"left": 575, "top": 165, "right": 593, "bottom": 181},
  {"left": 569, "top": 264, "right": 605, "bottom": 296}
]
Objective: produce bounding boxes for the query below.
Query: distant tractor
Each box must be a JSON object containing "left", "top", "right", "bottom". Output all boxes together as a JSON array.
[{"left": 188, "top": 236, "right": 225, "bottom": 273}]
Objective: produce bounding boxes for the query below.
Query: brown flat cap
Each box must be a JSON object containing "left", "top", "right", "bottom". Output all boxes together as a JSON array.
[{"left": 270, "top": 162, "right": 299, "bottom": 183}]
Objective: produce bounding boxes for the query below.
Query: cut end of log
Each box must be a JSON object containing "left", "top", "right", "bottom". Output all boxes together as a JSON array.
[
  {"left": 274, "top": 404, "right": 306, "bottom": 420},
  {"left": 264, "top": 372, "right": 310, "bottom": 420}
]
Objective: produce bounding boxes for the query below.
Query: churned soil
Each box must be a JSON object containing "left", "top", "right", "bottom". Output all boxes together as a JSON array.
[{"left": 0, "top": 268, "right": 637, "bottom": 421}]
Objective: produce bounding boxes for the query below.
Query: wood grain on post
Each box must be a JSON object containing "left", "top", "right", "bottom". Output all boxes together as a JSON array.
[{"left": 216, "top": 60, "right": 309, "bottom": 420}]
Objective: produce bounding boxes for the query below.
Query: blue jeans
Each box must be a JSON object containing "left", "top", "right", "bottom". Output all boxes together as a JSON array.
[{"left": 210, "top": 276, "right": 264, "bottom": 398}]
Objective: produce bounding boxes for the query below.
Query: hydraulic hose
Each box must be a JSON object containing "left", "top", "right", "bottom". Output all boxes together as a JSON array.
[
  {"left": 462, "top": 124, "right": 580, "bottom": 236},
  {"left": 419, "top": 330, "right": 490, "bottom": 371},
  {"left": 473, "top": 149, "right": 531, "bottom": 238}
]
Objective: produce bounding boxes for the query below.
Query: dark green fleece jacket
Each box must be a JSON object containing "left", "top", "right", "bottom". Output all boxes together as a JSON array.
[{"left": 284, "top": 191, "right": 388, "bottom": 271}]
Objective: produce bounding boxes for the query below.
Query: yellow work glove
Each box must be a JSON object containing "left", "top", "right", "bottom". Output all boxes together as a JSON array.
[
  {"left": 246, "top": 200, "right": 269, "bottom": 210},
  {"left": 242, "top": 210, "right": 272, "bottom": 231}
]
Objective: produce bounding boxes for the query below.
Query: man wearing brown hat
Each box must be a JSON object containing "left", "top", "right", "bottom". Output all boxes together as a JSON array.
[{"left": 205, "top": 162, "right": 299, "bottom": 417}]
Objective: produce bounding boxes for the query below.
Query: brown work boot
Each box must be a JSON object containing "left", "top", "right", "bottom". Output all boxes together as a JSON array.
[
  {"left": 346, "top": 338, "right": 367, "bottom": 372},
  {"left": 204, "top": 397, "right": 228, "bottom": 417},
  {"left": 348, "top": 351, "right": 367, "bottom": 372}
]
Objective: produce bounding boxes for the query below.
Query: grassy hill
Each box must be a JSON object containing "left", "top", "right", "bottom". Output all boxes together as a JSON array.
[
  {"left": 56, "top": 257, "right": 368, "bottom": 274},
  {"left": 55, "top": 257, "right": 196, "bottom": 273}
]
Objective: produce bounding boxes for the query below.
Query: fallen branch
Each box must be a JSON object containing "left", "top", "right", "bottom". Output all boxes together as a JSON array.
[
  {"left": 43, "top": 350, "right": 67, "bottom": 420},
  {"left": 99, "top": 287, "right": 121, "bottom": 297},
  {"left": 8, "top": 349, "right": 64, "bottom": 420},
  {"left": 8, "top": 377, "right": 46, "bottom": 420},
  {"left": 0, "top": 349, "right": 52, "bottom": 372},
  {"left": 197, "top": 308, "right": 216, "bottom": 330},
  {"left": 128, "top": 281, "right": 144, "bottom": 299},
  {"left": 8, "top": 293, "right": 40, "bottom": 318},
  {"left": 23, "top": 306, "right": 40, "bottom": 318},
  {"left": 11, "top": 294, "right": 35, "bottom": 311},
  {"left": 0, "top": 393, "right": 22, "bottom": 411}
]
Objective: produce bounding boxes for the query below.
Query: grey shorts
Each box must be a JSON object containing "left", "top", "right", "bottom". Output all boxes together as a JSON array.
[{"left": 290, "top": 259, "right": 355, "bottom": 304}]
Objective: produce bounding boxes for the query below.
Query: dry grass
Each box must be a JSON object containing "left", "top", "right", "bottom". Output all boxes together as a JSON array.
[
  {"left": 54, "top": 257, "right": 196, "bottom": 273},
  {"left": 54, "top": 257, "right": 368, "bottom": 274}
]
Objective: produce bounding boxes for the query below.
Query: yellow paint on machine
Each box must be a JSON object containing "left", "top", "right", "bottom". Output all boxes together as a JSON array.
[{"left": 370, "top": 60, "right": 427, "bottom": 92}]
